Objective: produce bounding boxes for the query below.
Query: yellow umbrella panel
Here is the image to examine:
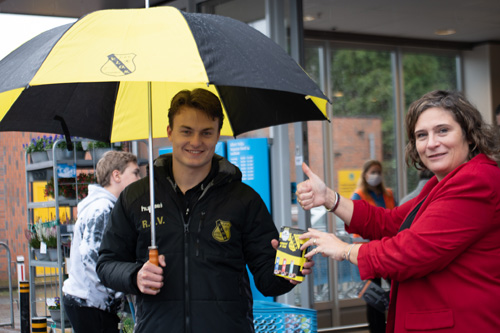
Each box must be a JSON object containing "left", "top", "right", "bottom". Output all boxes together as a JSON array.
[{"left": 112, "top": 82, "right": 234, "bottom": 141}]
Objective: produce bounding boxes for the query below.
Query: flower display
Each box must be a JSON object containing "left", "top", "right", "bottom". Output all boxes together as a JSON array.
[
  {"left": 44, "top": 172, "right": 96, "bottom": 200},
  {"left": 87, "top": 141, "right": 122, "bottom": 150},
  {"left": 45, "top": 134, "right": 84, "bottom": 151},
  {"left": 23, "top": 136, "right": 51, "bottom": 153},
  {"left": 41, "top": 225, "right": 58, "bottom": 248},
  {"left": 24, "top": 228, "right": 41, "bottom": 249},
  {"left": 47, "top": 297, "right": 60, "bottom": 310}
]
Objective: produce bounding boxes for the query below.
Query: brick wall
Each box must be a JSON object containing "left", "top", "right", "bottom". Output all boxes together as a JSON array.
[{"left": 0, "top": 131, "right": 33, "bottom": 286}]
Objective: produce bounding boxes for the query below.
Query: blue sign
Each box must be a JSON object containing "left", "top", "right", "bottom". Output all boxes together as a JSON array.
[
  {"left": 227, "top": 138, "right": 272, "bottom": 302},
  {"left": 57, "top": 163, "right": 76, "bottom": 178},
  {"left": 227, "top": 138, "right": 271, "bottom": 212}
]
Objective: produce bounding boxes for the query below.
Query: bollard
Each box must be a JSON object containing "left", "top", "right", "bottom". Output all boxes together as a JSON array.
[
  {"left": 31, "top": 317, "right": 47, "bottom": 333},
  {"left": 16, "top": 256, "right": 25, "bottom": 282},
  {"left": 19, "top": 281, "right": 30, "bottom": 333}
]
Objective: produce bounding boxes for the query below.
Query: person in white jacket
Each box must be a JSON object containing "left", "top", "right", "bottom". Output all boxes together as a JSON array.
[{"left": 62, "top": 150, "right": 140, "bottom": 333}]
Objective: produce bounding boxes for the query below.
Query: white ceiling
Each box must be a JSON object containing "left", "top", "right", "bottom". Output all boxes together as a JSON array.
[
  {"left": 302, "top": 0, "right": 500, "bottom": 44},
  {"left": 1, "top": 0, "right": 499, "bottom": 44}
]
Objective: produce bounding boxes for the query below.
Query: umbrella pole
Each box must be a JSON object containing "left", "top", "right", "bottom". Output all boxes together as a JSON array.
[{"left": 147, "top": 81, "right": 159, "bottom": 267}]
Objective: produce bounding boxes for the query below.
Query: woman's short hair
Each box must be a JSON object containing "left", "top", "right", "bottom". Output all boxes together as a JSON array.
[
  {"left": 405, "top": 90, "right": 500, "bottom": 169},
  {"left": 168, "top": 89, "right": 224, "bottom": 132},
  {"left": 96, "top": 150, "right": 137, "bottom": 187}
]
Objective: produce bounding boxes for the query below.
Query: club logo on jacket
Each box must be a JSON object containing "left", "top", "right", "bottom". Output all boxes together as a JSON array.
[
  {"left": 101, "top": 53, "right": 136, "bottom": 76},
  {"left": 212, "top": 220, "right": 231, "bottom": 242}
]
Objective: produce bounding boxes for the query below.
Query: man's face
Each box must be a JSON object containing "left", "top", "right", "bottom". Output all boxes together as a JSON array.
[
  {"left": 119, "top": 162, "right": 141, "bottom": 189},
  {"left": 167, "top": 106, "right": 220, "bottom": 175}
]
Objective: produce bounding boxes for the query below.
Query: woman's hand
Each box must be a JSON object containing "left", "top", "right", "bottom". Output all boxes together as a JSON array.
[
  {"left": 299, "top": 228, "right": 349, "bottom": 262},
  {"left": 296, "top": 163, "right": 328, "bottom": 210}
]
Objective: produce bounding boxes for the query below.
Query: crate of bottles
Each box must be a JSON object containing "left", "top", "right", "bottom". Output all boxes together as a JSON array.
[{"left": 253, "top": 300, "right": 317, "bottom": 333}]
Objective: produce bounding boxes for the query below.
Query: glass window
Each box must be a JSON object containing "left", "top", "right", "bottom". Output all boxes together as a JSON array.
[
  {"left": 304, "top": 42, "right": 461, "bottom": 304},
  {"left": 402, "top": 52, "right": 459, "bottom": 190}
]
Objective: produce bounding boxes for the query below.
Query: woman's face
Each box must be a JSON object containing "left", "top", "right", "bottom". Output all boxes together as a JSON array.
[
  {"left": 414, "top": 107, "right": 470, "bottom": 181},
  {"left": 365, "top": 164, "right": 382, "bottom": 187}
]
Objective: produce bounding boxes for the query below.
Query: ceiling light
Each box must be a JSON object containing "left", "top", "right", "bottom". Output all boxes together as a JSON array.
[
  {"left": 434, "top": 29, "right": 456, "bottom": 36},
  {"left": 303, "top": 15, "right": 315, "bottom": 22}
]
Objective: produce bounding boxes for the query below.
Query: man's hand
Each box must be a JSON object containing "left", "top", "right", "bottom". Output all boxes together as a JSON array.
[{"left": 137, "top": 254, "right": 166, "bottom": 295}]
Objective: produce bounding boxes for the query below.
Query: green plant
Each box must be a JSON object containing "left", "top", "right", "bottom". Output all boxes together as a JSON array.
[
  {"left": 41, "top": 225, "right": 57, "bottom": 248},
  {"left": 45, "top": 135, "right": 84, "bottom": 151},
  {"left": 44, "top": 177, "right": 76, "bottom": 199},
  {"left": 47, "top": 297, "right": 60, "bottom": 310},
  {"left": 44, "top": 173, "right": 97, "bottom": 200},
  {"left": 23, "top": 136, "right": 51, "bottom": 153},
  {"left": 24, "top": 228, "right": 40, "bottom": 248},
  {"left": 87, "top": 141, "right": 122, "bottom": 150}
]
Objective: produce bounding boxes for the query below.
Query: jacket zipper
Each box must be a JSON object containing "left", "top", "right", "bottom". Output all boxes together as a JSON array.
[
  {"left": 183, "top": 208, "right": 191, "bottom": 333},
  {"left": 178, "top": 181, "right": 213, "bottom": 332},
  {"left": 196, "top": 211, "right": 206, "bottom": 257}
]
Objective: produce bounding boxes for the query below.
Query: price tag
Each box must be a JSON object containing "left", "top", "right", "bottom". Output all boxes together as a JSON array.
[{"left": 40, "top": 242, "right": 47, "bottom": 254}]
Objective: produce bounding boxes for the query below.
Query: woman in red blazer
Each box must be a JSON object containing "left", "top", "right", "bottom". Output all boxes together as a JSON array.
[{"left": 296, "top": 90, "right": 500, "bottom": 332}]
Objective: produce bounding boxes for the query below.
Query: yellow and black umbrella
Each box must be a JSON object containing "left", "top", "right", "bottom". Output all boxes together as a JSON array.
[
  {"left": 0, "top": 6, "right": 329, "bottom": 260},
  {"left": 0, "top": 6, "right": 328, "bottom": 141}
]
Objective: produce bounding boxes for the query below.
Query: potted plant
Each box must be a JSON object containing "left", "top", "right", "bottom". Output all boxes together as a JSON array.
[
  {"left": 23, "top": 136, "right": 50, "bottom": 163},
  {"left": 44, "top": 177, "right": 76, "bottom": 200},
  {"left": 47, "top": 297, "right": 70, "bottom": 325},
  {"left": 24, "top": 227, "right": 40, "bottom": 249},
  {"left": 25, "top": 223, "right": 49, "bottom": 261},
  {"left": 76, "top": 172, "right": 97, "bottom": 199},
  {"left": 44, "top": 173, "right": 96, "bottom": 200},
  {"left": 87, "top": 141, "right": 122, "bottom": 161},
  {"left": 46, "top": 135, "right": 85, "bottom": 160},
  {"left": 41, "top": 225, "right": 59, "bottom": 261}
]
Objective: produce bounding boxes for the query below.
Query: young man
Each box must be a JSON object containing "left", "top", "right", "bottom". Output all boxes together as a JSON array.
[
  {"left": 62, "top": 151, "right": 140, "bottom": 332},
  {"left": 97, "top": 88, "right": 312, "bottom": 333}
]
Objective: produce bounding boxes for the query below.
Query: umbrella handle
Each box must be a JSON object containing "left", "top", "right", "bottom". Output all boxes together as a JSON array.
[{"left": 148, "top": 246, "right": 159, "bottom": 266}]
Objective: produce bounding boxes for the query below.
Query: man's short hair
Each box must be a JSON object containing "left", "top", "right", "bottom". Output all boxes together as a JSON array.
[
  {"left": 96, "top": 150, "right": 137, "bottom": 187},
  {"left": 168, "top": 89, "right": 224, "bottom": 132}
]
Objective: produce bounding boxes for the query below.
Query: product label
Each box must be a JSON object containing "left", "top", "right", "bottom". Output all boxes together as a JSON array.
[{"left": 274, "top": 226, "right": 308, "bottom": 281}]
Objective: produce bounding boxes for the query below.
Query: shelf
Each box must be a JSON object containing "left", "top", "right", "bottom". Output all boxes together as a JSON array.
[
  {"left": 26, "top": 159, "right": 96, "bottom": 171},
  {"left": 29, "top": 260, "right": 64, "bottom": 268},
  {"left": 28, "top": 198, "right": 79, "bottom": 209}
]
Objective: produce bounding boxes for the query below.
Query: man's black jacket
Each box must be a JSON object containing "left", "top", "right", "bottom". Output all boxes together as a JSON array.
[{"left": 97, "top": 154, "right": 294, "bottom": 332}]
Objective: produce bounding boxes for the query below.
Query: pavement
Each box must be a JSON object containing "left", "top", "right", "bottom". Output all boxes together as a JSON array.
[
  {"left": 0, "top": 288, "right": 20, "bottom": 332},
  {"left": 0, "top": 287, "right": 70, "bottom": 333}
]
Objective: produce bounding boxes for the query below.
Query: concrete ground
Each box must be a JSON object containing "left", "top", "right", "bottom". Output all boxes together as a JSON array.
[{"left": 0, "top": 288, "right": 19, "bottom": 332}]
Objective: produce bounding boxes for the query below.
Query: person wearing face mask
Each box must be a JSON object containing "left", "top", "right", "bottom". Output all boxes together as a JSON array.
[
  {"left": 350, "top": 159, "right": 396, "bottom": 333},
  {"left": 352, "top": 160, "right": 396, "bottom": 210}
]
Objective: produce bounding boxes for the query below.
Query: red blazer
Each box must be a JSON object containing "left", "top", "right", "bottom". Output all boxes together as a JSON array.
[{"left": 346, "top": 154, "right": 500, "bottom": 332}]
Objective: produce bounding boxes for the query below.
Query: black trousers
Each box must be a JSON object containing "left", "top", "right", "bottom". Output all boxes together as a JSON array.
[
  {"left": 63, "top": 294, "right": 120, "bottom": 333},
  {"left": 366, "top": 278, "right": 386, "bottom": 333}
]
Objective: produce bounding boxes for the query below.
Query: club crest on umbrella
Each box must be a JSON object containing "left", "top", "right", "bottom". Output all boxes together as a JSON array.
[{"left": 101, "top": 53, "right": 136, "bottom": 76}]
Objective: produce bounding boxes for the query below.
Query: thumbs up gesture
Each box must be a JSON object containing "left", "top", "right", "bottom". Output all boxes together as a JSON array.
[{"left": 296, "top": 163, "right": 328, "bottom": 210}]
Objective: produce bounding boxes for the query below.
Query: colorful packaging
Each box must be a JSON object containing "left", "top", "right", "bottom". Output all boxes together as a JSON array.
[{"left": 274, "top": 226, "right": 308, "bottom": 282}]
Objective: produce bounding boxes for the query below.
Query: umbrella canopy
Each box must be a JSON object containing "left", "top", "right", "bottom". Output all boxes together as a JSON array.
[{"left": 0, "top": 6, "right": 329, "bottom": 142}]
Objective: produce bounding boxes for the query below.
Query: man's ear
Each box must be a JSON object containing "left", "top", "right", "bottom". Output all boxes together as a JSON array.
[
  {"left": 110, "top": 169, "right": 121, "bottom": 184},
  {"left": 167, "top": 125, "right": 172, "bottom": 140}
]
